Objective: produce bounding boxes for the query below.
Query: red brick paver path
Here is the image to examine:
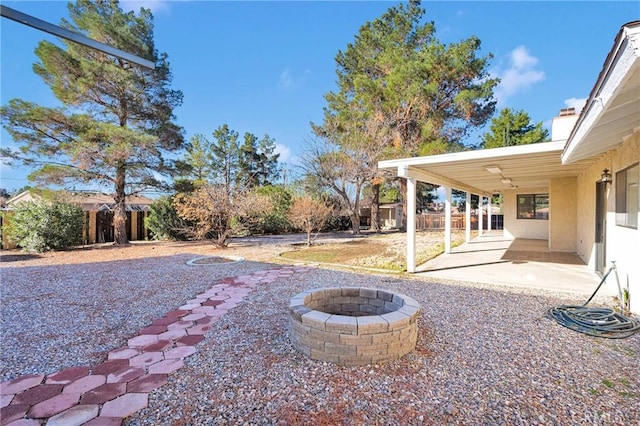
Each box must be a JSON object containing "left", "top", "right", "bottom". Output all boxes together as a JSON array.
[{"left": 1, "top": 265, "right": 309, "bottom": 425}]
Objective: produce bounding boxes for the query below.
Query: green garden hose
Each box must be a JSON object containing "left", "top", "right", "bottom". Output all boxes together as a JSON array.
[{"left": 547, "top": 262, "right": 640, "bottom": 339}]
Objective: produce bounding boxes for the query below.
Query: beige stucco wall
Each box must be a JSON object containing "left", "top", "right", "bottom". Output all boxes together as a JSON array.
[
  {"left": 575, "top": 132, "right": 639, "bottom": 313},
  {"left": 503, "top": 187, "right": 549, "bottom": 240},
  {"left": 549, "top": 177, "right": 577, "bottom": 252}
]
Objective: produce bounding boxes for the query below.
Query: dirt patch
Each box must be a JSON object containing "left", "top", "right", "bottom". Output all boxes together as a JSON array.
[{"left": 281, "top": 230, "right": 466, "bottom": 271}]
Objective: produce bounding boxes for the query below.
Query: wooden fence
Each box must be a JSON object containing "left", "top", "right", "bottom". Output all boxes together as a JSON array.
[{"left": 416, "top": 213, "right": 503, "bottom": 231}]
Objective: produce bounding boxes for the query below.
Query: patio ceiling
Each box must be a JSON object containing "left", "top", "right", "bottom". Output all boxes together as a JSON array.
[{"left": 378, "top": 141, "right": 595, "bottom": 196}]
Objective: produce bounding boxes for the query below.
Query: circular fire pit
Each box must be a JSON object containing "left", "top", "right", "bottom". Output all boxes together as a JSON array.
[{"left": 289, "top": 287, "right": 420, "bottom": 366}]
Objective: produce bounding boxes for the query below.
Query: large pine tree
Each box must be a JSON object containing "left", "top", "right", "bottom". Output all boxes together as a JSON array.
[
  {"left": 1, "top": 0, "right": 184, "bottom": 244},
  {"left": 313, "top": 0, "right": 498, "bottom": 232}
]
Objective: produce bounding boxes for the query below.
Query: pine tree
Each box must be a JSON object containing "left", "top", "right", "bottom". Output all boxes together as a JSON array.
[
  {"left": 481, "top": 108, "right": 549, "bottom": 148},
  {"left": 237, "top": 132, "right": 261, "bottom": 189},
  {"left": 237, "top": 132, "right": 280, "bottom": 189},
  {"left": 256, "top": 134, "right": 280, "bottom": 186},
  {"left": 1, "top": 0, "right": 184, "bottom": 244},
  {"left": 210, "top": 124, "right": 240, "bottom": 196}
]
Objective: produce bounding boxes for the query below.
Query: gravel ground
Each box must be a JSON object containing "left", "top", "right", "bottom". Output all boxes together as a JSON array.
[
  {"left": 2, "top": 239, "right": 639, "bottom": 425},
  {"left": 0, "top": 241, "right": 277, "bottom": 381}
]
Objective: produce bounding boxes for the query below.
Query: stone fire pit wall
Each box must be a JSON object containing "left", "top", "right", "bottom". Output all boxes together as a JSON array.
[{"left": 289, "top": 287, "right": 421, "bottom": 366}]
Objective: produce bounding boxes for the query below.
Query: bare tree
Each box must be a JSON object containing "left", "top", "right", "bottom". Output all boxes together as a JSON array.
[
  {"left": 173, "top": 185, "right": 273, "bottom": 248},
  {"left": 288, "top": 196, "right": 332, "bottom": 247},
  {"left": 300, "top": 136, "right": 376, "bottom": 235}
]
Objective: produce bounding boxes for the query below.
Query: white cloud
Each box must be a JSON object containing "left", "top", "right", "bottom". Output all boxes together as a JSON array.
[
  {"left": 275, "top": 143, "right": 292, "bottom": 164},
  {"left": 120, "top": 1, "right": 171, "bottom": 14},
  {"left": 278, "top": 68, "right": 311, "bottom": 90},
  {"left": 510, "top": 45, "right": 538, "bottom": 69},
  {"left": 564, "top": 97, "right": 587, "bottom": 114},
  {"left": 493, "top": 45, "right": 545, "bottom": 105}
]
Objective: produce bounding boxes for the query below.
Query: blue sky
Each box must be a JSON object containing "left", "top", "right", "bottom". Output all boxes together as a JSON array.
[{"left": 1, "top": 1, "right": 638, "bottom": 193}]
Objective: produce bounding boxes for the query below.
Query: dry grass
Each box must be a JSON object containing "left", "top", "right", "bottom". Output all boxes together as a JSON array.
[{"left": 280, "top": 230, "right": 467, "bottom": 271}]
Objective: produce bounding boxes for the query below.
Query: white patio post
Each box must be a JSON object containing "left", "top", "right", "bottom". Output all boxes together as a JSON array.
[
  {"left": 406, "top": 177, "right": 417, "bottom": 273},
  {"left": 487, "top": 196, "right": 492, "bottom": 232},
  {"left": 444, "top": 186, "right": 452, "bottom": 254},
  {"left": 478, "top": 196, "right": 484, "bottom": 237},
  {"left": 465, "top": 191, "right": 471, "bottom": 243}
]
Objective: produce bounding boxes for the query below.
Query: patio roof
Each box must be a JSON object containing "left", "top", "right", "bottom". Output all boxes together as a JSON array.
[{"left": 378, "top": 141, "right": 595, "bottom": 196}]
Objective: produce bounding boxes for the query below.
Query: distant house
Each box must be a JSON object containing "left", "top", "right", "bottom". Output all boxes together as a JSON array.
[
  {"left": 379, "top": 203, "right": 403, "bottom": 229},
  {"left": 379, "top": 21, "right": 640, "bottom": 313},
  {"left": 2, "top": 190, "right": 154, "bottom": 249}
]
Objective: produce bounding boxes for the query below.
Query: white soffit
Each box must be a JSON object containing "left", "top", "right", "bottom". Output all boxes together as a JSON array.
[{"left": 562, "top": 21, "right": 640, "bottom": 164}]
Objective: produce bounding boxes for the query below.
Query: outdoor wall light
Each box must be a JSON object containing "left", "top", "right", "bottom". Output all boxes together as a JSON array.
[{"left": 601, "top": 169, "right": 612, "bottom": 184}]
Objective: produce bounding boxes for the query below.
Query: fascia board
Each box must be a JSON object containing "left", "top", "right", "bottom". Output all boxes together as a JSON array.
[{"left": 379, "top": 141, "right": 565, "bottom": 171}]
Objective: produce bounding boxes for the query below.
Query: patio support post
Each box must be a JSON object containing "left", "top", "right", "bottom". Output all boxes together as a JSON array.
[
  {"left": 406, "top": 177, "right": 417, "bottom": 273},
  {"left": 444, "top": 186, "right": 452, "bottom": 253},
  {"left": 465, "top": 192, "right": 471, "bottom": 243},
  {"left": 487, "top": 196, "right": 492, "bottom": 232},
  {"left": 478, "top": 196, "right": 484, "bottom": 236}
]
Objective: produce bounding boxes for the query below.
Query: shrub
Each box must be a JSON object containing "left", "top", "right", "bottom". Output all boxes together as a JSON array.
[
  {"left": 173, "top": 185, "right": 237, "bottom": 247},
  {"left": 255, "top": 185, "right": 293, "bottom": 234},
  {"left": 173, "top": 185, "right": 277, "bottom": 247},
  {"left": 7, "top": 200, "right": 84, "bottom": 252},
  {"left": 145, "top": 196, "right": 191, "bottom": 241}
]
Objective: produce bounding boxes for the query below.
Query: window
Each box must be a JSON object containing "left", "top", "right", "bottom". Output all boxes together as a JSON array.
[
  {"left": 616, "top": 163, "right": 639, "bottom": 229},
  {"left": 517, "top": 194, "right": 549, "bottom": 220}
]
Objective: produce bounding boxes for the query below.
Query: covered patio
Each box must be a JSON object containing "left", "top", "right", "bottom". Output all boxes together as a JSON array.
[
  {"left": 377, "top": 108, "right": 597, "bottom": 269},
  {"left": 414, "top": 233, "right": 617, "bottom": 297}
]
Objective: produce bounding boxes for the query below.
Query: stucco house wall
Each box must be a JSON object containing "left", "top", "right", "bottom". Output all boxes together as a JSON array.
[
  {"left": 576, "top": 132, "right": 639, "bottom": 309},
  {"left": 549, "top": 177, "right": 577, "bottom": 252},
  {"left": 503, "top": 186, "right": 549, "bottom": 240}
]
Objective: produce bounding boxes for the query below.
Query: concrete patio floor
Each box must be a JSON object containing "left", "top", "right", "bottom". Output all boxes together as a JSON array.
[{"left": 415, "top": 232, "right": 620, "bottom": 299}]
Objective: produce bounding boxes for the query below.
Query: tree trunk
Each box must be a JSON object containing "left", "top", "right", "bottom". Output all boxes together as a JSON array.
[
  {"left": 399, "top": 178, "right": 407, "bottom": 232},
  {"left": 113, "top": 165, "right": 129, "bottom": 245},
  {"left": 370, "top": 182, "right": 381, "bottom": 233},
  {"left": 351, "top": 212, "right": 361, "bottom": 234}
]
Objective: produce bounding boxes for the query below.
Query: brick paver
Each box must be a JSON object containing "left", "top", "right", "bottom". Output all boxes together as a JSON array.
[
  {"left": 46, "top": 404, "right": 100, "bottom": 426},
  {"left": 45, "top": 367, "right": 90, "bottom": 385},
  {"left": 0, "top": 265, "right": 309, "bottom": 424}
]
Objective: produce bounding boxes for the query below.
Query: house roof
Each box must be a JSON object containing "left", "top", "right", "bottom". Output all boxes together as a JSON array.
[
  {"left": 378, "top": 20, "right": 640, "bottom": 195},
  {"left": 6, "top": 190, "right": 155, "bottom": 211},
  {"left": 562, "top": 21, "right": 640, "bottom": 164},
  {"left": 5, "top": 190, "right": 39, "bottom": 206}
]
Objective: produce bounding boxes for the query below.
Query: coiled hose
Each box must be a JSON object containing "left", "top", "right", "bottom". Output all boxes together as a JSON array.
[{"left": 547, "top": 263, "right": 640, "bottom": 339}]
